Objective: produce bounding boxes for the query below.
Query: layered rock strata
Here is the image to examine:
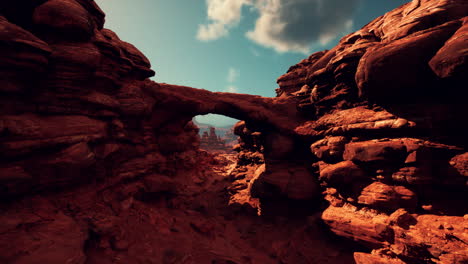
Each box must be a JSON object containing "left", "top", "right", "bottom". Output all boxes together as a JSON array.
[
  {"left": 200, "top": 127, "right": 232, "bottom": 153},
  {"left": 0, "top": 0, "right": 349, "bottom": 263},
  {"left": 1, "top": 0, "right": 467, "bottom": 263},
  {"left": 270, "top": 0, "right": 468, "bottom": 263}
]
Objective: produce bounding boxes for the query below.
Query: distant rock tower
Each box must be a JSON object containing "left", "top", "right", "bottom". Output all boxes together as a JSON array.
[{"left": 200, "top": 127, "right": 230, "bottom": 153}]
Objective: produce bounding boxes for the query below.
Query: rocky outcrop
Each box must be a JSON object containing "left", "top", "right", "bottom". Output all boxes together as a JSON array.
[
  {"left": 0, "top": 0, "right": 349, "bottom": 263},
  {"left": 322, "top": 205, "right": 468, "bottom": 264},
  {"left": 0, "top": 0, "right": 252, "bottom": 262},
  {"left": 1, "top": 0, "right": 467, "bottom": 263},
  {"left": 279, "top": 0, "right": 468, "bottom": 143},
  {"left": 317, "top": 139, "right": 467, "bottom": 263},
  {"left": 199, "top": 126, "right": 232, "bottom": 153},
  {"left": 271, "top": 0, "right": 468, "bottom": 263}
]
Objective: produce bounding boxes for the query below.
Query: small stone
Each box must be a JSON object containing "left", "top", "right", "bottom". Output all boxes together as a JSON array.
[{"left": 422, "top": 205, "right": 433, "bottom": 211}]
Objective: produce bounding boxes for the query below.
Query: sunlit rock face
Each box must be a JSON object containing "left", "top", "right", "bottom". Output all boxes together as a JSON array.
[
  {"left": 0, "top": 0, "right": 467, "bottom": 263},
  {"left": 269, "top": 0, "right": 468, "bottom": 262},
  {"left": 279, "top": 0, "right": 468, "bottom": 144},
  {"left": 0, "top": 0, "right": 343, "bottom": 263}
]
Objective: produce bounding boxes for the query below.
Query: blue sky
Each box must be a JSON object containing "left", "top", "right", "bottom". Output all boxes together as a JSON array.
[{"left": 95, "top": 0, "right": 409, "bottom": 126}]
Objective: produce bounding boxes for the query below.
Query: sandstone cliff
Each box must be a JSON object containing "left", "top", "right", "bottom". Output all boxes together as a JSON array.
[{"left": 0, "top": 0, "right": 467, "bottom": 263}]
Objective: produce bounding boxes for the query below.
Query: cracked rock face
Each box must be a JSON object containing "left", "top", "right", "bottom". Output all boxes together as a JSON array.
[
  {"left": 0, "top": 0, "right": 467, "bottom": 263},
  {"left": 271, "top": 0, "right": 468, "bottom": 262}
]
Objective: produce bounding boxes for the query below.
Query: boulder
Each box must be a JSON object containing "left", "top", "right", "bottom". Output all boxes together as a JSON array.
[
  {"left": 343, "top": 140, "right": 407, "bottom": 165},
  {"left": 430, "top": 18, "right": 468, "bottom": 81},
  {"left": 253, "top": 162, "right": 319, "bottom": 200},
  {"left": 33, "top": 0, "right": 95, "bottom": 40},
  {"left": 319, "top": 160, "right": 367, "bottom": 186},
  {"left": 357, "top": 182, "right": 417, "bottom": 211},
  {"left": 310, "top": 136, "right": 349, "bottom": 162},
  {"left": 321, "top": 204, "right": 392, "bottom": 248},
  {"left": 450, "top": 152, "right": 468, "bottom": 177},
  {"left": 356, "top": 20, "right": 462, "bottom": 103}
]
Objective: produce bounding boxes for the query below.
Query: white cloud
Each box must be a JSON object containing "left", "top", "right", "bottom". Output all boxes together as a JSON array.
[
  {"left": 227, "top": 67, "right": 240, "bottom": 83},
  {"left": 319, "top": 33, "right": 336, "bottom": 46},
  {"left": 246, "top": 0, "right": 360, "bottom": 54},
  {"left": 197, "top": 23, "right": 228, "bottom": 41},
  {"left": 196, "top": 0, "right": 250, "bottom": 41},
  {"left": 198, "top": 0, "right": 361, "bottom": 53},
  {"left": 225, "top": 85, "right": 238, "bottom": 93}
]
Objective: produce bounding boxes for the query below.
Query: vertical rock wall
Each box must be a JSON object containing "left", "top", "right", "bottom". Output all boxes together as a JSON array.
[
  {"left": 0, "top": 1, "right": 209, "bottom": 263},
  {"left": 1, "top": 0, "right": 467, "bottom": 263},
  {"left": 266, "top": 0, "right": 468, "bottom": 263}
]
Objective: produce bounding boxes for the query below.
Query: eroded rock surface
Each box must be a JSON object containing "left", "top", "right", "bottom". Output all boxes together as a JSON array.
[
  {"left": 0, "top": 0, "right": 349, "bottom": 263},
  {"left": 271, "top": 0, "right": 468, "bottom": 263},
  {"left": 1, "top": 0, "right": 467, "bottom": 263}
]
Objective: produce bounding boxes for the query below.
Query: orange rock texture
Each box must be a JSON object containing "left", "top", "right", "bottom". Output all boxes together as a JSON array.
[{"left": 1, "top": 0, "right": 467, "bottom": 263}]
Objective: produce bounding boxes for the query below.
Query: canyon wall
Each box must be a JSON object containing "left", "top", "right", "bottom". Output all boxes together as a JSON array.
[
  {"left": 0, "top": 1, "right": 225, "bottom": 263},
  {"left": 0, "top": 1, "right": 352, "bottom": 263},
  {"left": 0, "top": 0, "right": 467, "bottom": 263},
  {"left": 255, "top": 0, "right": 468, "bottom": 263}
]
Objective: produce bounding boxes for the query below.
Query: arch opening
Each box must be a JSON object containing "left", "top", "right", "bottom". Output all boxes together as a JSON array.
[{"left": 193, "top": 114, "right": 239, "bottom": 154}]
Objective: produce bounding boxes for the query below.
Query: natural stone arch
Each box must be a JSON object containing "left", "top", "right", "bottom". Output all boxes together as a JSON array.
[
  {"left": 141, "top": 82, "right": 320, "bottom": 200},
  {"left": 144, "top": 83, "right": 306, "bottom": 135}
]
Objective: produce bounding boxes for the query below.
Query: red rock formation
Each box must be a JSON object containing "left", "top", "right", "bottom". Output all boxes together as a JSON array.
[
  {"left": 272, "top": 0, "right": 468, "bottom": 262},
  {"left": 1, "top": 0, "right": 467, "bottom": 263},
  {"left": 0, "top": 0, "right": 351, "bottom": 263},
  {"left": 199, "top": 126, "right": 233, "bottom": 153}
]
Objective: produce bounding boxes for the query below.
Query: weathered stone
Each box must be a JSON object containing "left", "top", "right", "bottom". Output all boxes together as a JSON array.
[
  {"left": 392, "top": 214, "right": 468, "bottom": 263},
  {"left": 450, "top": 152, "right": 468, "bottom": 177},
  {"left": 0, "top": 16, "right": 51, "bottom": 92},
  {"left": 0, "top": 114, "right": 107, "bottom": 156},
  {"left": 311, "top": 136, "right": 349, "bottom": 162},
  {"left": 33, "top": 0, "right": 95, "bottom": 40},
  {"left": 354, "top": 252, "right": 406, "bottom": 264},
  {"left": 321, "top": 204, "right": 392, "bottom": 247},
  {"left": 386, "top": 209, "right": 417, "bottom": 229},
  {"left": 343, "top": 140, "right": 407, "bottom": 165},
  {"left": 357, "top": 182, "right": 417, "bottom": 211},
  {"left": 319, "top": 160, "right": 367, "bottom": 186},
  {"left": 0, "top": 0, "right": 466, "bottom": 263},
  {"left": 255, "top": 162, "right": 319, "bottom": 200},
  {"left": 430, "top": 18, "right": 468, "bottom": 80},
  {"left": 356, "top": 17, "right": 462, "bottom": 104}
]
